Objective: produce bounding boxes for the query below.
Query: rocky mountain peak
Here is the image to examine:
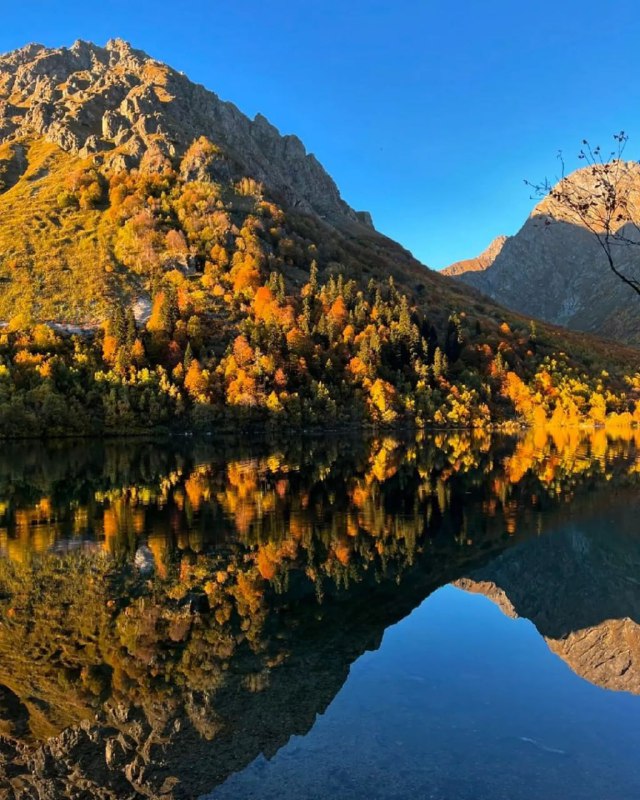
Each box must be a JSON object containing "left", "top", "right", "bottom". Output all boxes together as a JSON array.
[
  {"left": 443, "top": 160, "right": 640, "bottom": 343},
  {"left": 0, "top": 39, "right": 373, "bottom": 226},
  {"left": 104, "top": 37, "right": 138, "bottom": 54},
  {"left": 442, "top": 234, "right": 508, "bottom": 277},
  {"left": 532, "top": 159, "right": 640, "bottom": 228}
]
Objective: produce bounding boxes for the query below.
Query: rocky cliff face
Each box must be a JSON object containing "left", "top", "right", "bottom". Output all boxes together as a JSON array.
[
  {"left": 0, "top": 38, "right": 370, "bottom": 226},
  {"left": 445, "top": 162, "right": 640, "bottom": 343}
]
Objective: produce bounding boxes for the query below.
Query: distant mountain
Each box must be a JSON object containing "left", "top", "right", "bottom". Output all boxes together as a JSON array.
[
  {"left": 444, "top": 162, "right": 640, "bottom": 344},
  {"left": 442, "top": 235, "right": 508, "bottom": 277}
]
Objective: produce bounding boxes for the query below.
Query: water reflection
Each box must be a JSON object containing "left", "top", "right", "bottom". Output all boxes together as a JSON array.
[
  {"left": 0, "top": 428, "right": 639, "bottom": 798},
  {"left": 457, "top": 502, "right": 640, "bottom": 694}
]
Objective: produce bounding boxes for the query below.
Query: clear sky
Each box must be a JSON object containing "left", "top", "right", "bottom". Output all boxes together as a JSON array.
[{"left": 2, "top": 1, "right": 640, "bottom": 268}]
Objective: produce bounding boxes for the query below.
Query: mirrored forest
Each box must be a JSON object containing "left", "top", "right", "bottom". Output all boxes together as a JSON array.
[{"left": 1, "top": 428, "right": 640, "bottom": 798}]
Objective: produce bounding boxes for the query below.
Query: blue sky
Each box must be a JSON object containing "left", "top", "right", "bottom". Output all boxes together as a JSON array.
[{"left": 2, "top": 1, "right": 640, "bottom": 268}]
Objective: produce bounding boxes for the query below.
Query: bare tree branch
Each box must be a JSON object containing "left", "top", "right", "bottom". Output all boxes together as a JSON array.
[{"left": 525, "top": 132, "right": 640, "bottom": 297}]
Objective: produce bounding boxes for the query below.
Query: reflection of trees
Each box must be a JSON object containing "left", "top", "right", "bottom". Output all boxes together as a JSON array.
[
  {"left": 0, "top": 429, "right": 639, "bottom": 797},
  {"left": 1, "top": 429, "right": 639, "bottom": 565}
]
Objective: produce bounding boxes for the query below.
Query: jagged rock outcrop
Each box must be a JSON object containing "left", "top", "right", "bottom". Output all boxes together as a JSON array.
[
  {"left": 442, "top": 234, "right": 508, "bottom": 276},
  {"left": 444, "top": 162, "right": 640, "bottom": 343},
  {"left": 0, "top": 38, "right": 372, "bottom": 226}
]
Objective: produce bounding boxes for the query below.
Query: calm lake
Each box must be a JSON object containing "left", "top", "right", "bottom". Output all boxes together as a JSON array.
[{"left": 0, "top": 429, "right": 639, "bottom": 799}]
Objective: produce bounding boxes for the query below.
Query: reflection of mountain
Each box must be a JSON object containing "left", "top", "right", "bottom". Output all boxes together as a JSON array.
[
  {"left": 0, "top": 431, "right": 639, "bottom": 798},
  {"left": 0, "top": 536, "right": 521, "bottom": 799},
  {"left": 457, "top": 501, "right": 640, "bottom": 693}
]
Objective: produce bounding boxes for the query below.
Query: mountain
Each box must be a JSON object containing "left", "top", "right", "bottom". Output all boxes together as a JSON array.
[
  {"left": 444, "top": 162, "right": 640, "bottom": 344},
  {"left": 0, "top": 38, "right": 384, "bottom": 323},
  {"left": 0, "top": 38, "right": 367, "bottom": 225},
  {"left": 0, "top": 37, "right": 485, "bottom": 328},
  {"left": 442, "top": 235, "right": 508, "bottom": 277},
  {"left": 0, "top": 39, "right": 638, "bottom": 435}
]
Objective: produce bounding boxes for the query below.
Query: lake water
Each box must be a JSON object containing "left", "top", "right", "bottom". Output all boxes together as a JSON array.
[{"left": 0, "top": 429, "right": 639, "bottom": 799}]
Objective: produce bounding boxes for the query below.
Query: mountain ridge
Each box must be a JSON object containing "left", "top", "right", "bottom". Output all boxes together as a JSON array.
[
  {"left": 442, "top": 234, "right": 508, "bottom": 277},
  {"left": 444, "top": 161, "right": 640, "bottom": 343},
  {"left": 0, "top": 38, "right": 371, "bottom": 228}
]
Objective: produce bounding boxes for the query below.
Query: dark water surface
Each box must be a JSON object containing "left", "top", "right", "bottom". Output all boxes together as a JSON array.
[{"left": 0, "top": 429, "right": 639, "bottom": 799}]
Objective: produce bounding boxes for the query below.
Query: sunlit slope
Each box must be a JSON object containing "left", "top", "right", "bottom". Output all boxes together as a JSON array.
[
  {"left": 0, "top": 139, "right": 636, "bottom": 366},
  {"left": 0, "top": 40, "right": 638, "bottom": 431},
  {"left": 0, "top": 139, "right": 123, "bottom": 321}
]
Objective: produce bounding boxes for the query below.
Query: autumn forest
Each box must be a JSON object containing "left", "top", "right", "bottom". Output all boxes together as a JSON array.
[{"left": 0, "top": 136, "right": 639, "bottom": 437}]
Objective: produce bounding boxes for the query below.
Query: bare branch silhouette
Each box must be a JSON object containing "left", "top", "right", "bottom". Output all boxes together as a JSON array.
[{"left": 526, "top": 133, "right": 640, "bottom": 297}]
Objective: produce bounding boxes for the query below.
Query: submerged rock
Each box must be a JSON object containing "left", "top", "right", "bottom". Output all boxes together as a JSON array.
[{"left": 133, "top": 544, "right": 155, "bottom": 575}]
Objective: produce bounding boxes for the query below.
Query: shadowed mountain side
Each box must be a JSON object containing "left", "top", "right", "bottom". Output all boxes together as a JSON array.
[
  {"left": 456, "top": 217, "right": 640, "bottom": 343},
  {"left": 456, "top": 498, "right": 640, "bottom": 693},
  {"left": 444, "top": 160, "right": 640, "bottom": 344}
]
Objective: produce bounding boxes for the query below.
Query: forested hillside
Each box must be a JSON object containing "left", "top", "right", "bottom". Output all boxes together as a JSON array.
[{"left": 0, "top": 41, "right": 638, "bottom": 435}]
